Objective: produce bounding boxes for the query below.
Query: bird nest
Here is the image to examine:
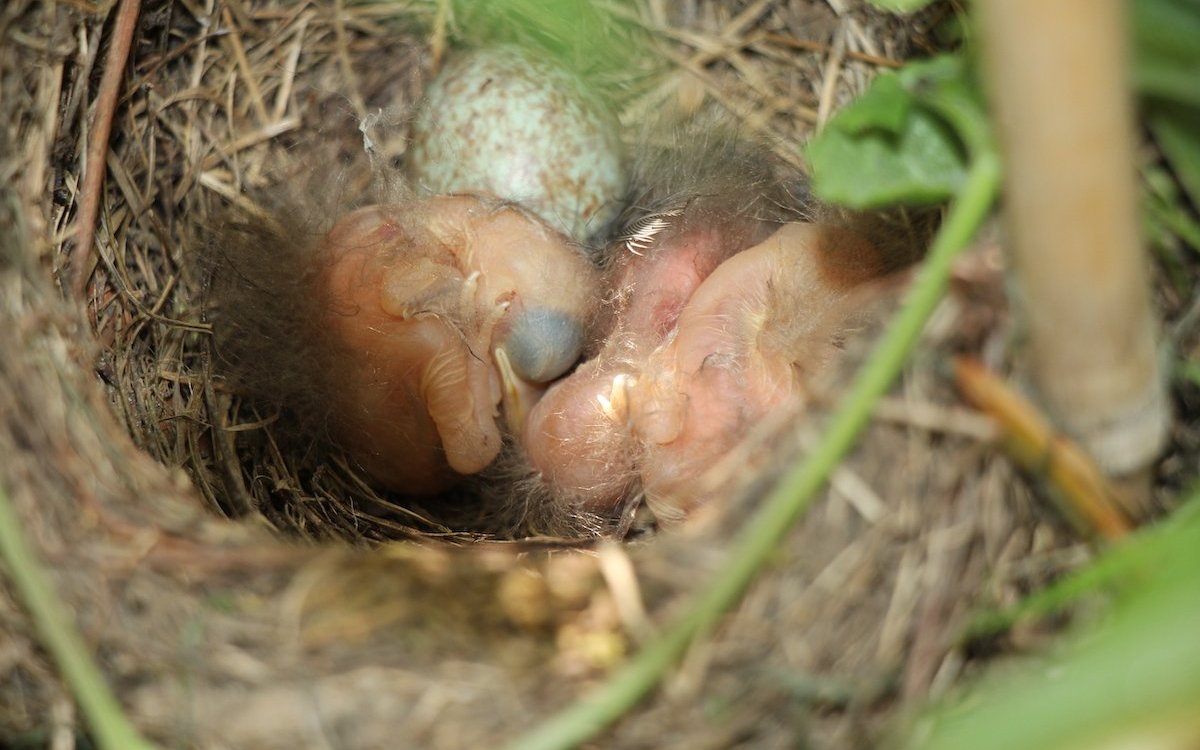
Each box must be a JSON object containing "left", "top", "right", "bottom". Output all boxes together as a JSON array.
[{"left": 3, "top": 1, "right": 1190, "bottom": 748}]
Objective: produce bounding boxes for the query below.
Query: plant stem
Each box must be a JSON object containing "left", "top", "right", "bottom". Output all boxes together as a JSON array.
[
  {"left": 0, "top": 480, "right": 158, "bottom": 750},
  {"left": 505, "top": 151, "right": 1001, "bottom": 750},
  {"left": 69, "top": 0, "right": 141, "bottom": 297},
  {"left": 977, "top": 0, "right": 1170, "bottom": 499}
]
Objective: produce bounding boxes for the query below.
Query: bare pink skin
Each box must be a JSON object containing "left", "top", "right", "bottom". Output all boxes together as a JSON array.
[
  {"left": 523, "top": 220, "right": 890, "bottom": 518},
  {"left": 521, "top": 223, "right": 745, "bottom": 509},
  {"left": 315, "top": 195, "right": 889, "bottom": 523},
  {"left": 316, "top": 197, "right": 599, "bottom": 494}
]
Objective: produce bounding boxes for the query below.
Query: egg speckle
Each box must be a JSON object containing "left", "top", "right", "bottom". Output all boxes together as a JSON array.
[{"left": 406, "top": 46, "right": 625, "bottom": 246}]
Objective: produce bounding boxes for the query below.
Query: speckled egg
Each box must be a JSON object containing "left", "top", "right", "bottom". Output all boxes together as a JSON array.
[{"left": 406, "top": 46, "right": 625, "bottom": 246}]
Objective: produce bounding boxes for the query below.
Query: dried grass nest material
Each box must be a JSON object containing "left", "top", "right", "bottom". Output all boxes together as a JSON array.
[
  {"left": 5, "top": 1, "right": 1191, "bottom": 749},
  {"left": 68, "top": 0, "right": 954, "bottom": 544}
]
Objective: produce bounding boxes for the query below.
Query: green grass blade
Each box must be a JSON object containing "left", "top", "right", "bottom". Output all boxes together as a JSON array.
[{"left": 0, "top": 480, "right": 159, "bottom": 750}]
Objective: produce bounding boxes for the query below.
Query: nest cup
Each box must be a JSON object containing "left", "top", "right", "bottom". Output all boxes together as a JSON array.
[
  {"left": 116, "top": 2, "right": 675, "bottom": 542},
  {"left": 61, "top": 0, "right": 936, "bottom": 543},
  {"left": 0, "top": 2, "right": 1086, "bottom": 748}
]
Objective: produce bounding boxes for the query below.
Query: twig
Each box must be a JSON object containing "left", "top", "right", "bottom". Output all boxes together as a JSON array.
[
  {"left": 0, "top": 480, "right": 158, "bottom": 750},
  {"left": 272, "top": 12, "right": 311, "bottom": 122},
  {"left": 69, "top": 0, "right": 141, "bottom": 299},
  {"left": 504, "top": 141, "right": 1002, "bottom": 750},
  {"left": 953, "top": 357, "right": 1132, "bottom": 540},
  {"left": 759, "top": 31, "right": 902, "bottom": 69},
  {"left": 220, "top": 6, "right": 270, "bottom": 124},
  {"left": 332, "top": 0, "right": 367, "bottom": 120},
  {"left": 816, "top": 24, "right": 847, "bottom": 129}
]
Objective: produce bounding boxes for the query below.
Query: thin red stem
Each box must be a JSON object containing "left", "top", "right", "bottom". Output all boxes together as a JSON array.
[{"left": 69, "top": 0, "right": 141, "bottom": 299}]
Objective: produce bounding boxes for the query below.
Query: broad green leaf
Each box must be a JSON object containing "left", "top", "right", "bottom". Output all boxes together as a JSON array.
[
  {"left": 807, "top": 108, "right": 965, "bottom": 208},
  {"left": 807, "top": 56, "right": 986, "bottom": 209},
  {"left": 899, "top": 56, "right": 994, "bottom": 157},
  {"left": 831, "top": 73, "right": 912, "bottom": 135}
]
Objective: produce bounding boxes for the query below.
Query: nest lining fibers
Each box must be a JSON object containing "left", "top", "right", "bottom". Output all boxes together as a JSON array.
[{"left": 2, "top": 1, "right": 1167, "bottom": 748}]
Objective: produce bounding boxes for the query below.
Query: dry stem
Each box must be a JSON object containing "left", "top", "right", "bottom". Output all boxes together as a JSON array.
[
  {"left": 68, "top": 0, "right": 140, "bottom": 298},
  {"left": 977, "top": 0, "right": 1170, "bottom": 495}
]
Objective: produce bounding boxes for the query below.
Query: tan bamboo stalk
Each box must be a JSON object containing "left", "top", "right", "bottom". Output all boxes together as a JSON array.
[{"left": 976, "top": 0, "right": 1169, "bottom": 508}]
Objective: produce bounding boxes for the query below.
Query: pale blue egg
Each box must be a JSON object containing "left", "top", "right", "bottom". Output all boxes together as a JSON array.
[{"left": 406, "top": 46, "right": 625, "bottom": 247}]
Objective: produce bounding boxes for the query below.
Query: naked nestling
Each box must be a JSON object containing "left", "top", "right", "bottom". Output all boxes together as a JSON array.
[{"left": 201, "top": 46, "right": 920, "bottom": 537}]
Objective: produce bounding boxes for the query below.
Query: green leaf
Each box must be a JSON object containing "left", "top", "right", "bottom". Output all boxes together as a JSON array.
[
  {"left": 831, "top": 73, "right": 912, "bottom": 135},
  {"left": 1132, "top": 0, "right": 1200, "bottom": 257},
  {"left": 1147, "top": 103, "right": 1200, "bottom": 216},
  {"left": 1132, "top": 0, "right": 1200, "bottom": 107},
  {"left": 907, "top": 503, "right": 1200, "bottom": 750},
  {"left": 1144, "top": 158, "right": 1200, "bottom": 261},
  {"left": 1175, "top": 359, "right": 1200, "bottom": 388},
  {"left": 446, "top": 0, "right": 648, "bottom": 78},
  {"left": 896, "top": 55, "right": 993, "bottom": 154},
  {"left": 806, "top": 55, "right": 989, "bottom": 209},
  {"left": 808, "top": 109, "right": 965, "bottom": 208}
]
